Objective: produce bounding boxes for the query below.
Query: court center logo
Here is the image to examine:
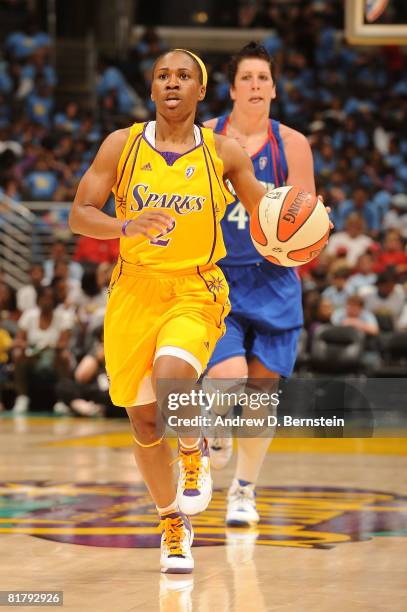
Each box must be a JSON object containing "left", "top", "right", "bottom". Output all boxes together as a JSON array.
[{"left": 0, "top": 483, "right": 405, "bottom": 549}]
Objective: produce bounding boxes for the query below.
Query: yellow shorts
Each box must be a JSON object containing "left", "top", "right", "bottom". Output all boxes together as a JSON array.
[{"left": 104, "top": 260, "right": 230, "bottom": 408}]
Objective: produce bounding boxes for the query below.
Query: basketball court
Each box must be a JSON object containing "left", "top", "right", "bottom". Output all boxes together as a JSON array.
[{"left": 0, "top": 414, "right": 406, "bottom": 611}]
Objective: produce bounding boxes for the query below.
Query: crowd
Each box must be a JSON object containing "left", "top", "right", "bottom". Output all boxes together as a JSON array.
[{"left": 0, "top": 0, "right": 406, "bottom": 413}]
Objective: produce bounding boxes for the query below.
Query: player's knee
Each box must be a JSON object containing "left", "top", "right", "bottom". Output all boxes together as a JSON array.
[
  {"left": 153, "top": 355, "right": 197, "bottom": 381},
  {"left": 208, "top": 356, "right": 248, "bottom": 379},
  {"left": 127, "top": 410, "right": 160, "bottom": 445}
]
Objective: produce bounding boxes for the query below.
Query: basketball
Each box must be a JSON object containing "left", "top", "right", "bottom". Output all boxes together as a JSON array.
[{"left": 250, "top": 186, "right": 330, "bottom": 267}]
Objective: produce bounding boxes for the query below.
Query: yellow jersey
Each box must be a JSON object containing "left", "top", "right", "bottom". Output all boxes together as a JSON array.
[{"left": 113, "top": 121, "right": 234, "bottom": 272}]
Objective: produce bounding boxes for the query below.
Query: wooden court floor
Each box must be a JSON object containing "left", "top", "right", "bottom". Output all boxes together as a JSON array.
[{"left": 0, "top": 415, "right": 406, "bottom": 612}]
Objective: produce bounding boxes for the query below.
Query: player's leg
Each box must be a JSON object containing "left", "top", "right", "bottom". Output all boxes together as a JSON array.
[
  {"left": 125, "top": 361, "right": 197, "bottom": 574},
  {"left": 126, "top": 401, "right": 174, "bottom": 508},
  {"left": 104, "top": 271, "right": 195, "bottom": 572},
  {"left": 151, "top": 353, "right": 210, "bottom": 574},
  {"left": 153, "top": 265, "right": 230, "bottom": 521},
  {"left": 226, "top": 359, "right": 278, "bottom": 526},
  {"left": 227, "top": 329, "right": 300, "bottom": 526},
  {"left": 206, "top": 315, "right": 248, "bottom": 468},
  {"left": 153, "top": 352, "right": 212, "bottom": 517}
]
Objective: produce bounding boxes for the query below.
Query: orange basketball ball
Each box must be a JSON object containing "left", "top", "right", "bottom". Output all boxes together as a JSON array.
[{"left": 250, "top": 186, "right": 330, "bottom": 267}]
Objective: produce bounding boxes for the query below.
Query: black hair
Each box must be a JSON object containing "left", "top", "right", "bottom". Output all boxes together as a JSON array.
[
  {"left": 36, "top": 285, "right": 55, "bottom": 305},
  {"left": 228, "top": 41, "right": 274, "bottom": 84},
  {"left": 81, "top": 266, "right": 99, "bottom": 298},
  {"left": 152, "top": 49, "right": 204, "bottom": 85},
  {"left": 377, "top": 270, "right": 397, "bottom": 285}
]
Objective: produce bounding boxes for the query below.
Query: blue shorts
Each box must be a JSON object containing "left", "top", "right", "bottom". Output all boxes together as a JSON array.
[
  {"left": 208, "top": 263, "right": 303, "bottom": 377},
  {"left": 208, "top": 314, "right": 301, "bottom": 377}
]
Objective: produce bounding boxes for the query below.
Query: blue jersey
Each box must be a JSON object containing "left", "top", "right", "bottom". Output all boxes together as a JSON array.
[
  {"left": 217, "top": 116, "right": 287, "bottom": 266},
  {"left": 215, "top": 115, "right": 303, "bottom": 331}
]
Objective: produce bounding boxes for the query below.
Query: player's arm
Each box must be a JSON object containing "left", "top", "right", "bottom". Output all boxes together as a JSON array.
[
  {"left": 215, "top": 134, "right": 266, "bottom": 215},
  {"left": 69, "top": 129, "right": 173, "bottom": 240},
  {"left": 281, "top": 124, "right": 334, "bottom": 228},
  {"left": 280, "top": 125, "right": 316, "bottom": 195}
]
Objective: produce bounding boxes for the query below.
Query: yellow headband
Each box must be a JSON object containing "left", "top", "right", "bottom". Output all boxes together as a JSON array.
[{"left": 174, "top": 48, "right": 208, "bottom": 88}]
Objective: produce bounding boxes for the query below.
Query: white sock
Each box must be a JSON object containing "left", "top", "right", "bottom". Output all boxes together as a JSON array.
[
  {"left": 157, "top": 499, "right": 179, "bottom": 516},
  {"left": 179, "top": 437, "right": 200, "bottom": 449},
  {"left": 235, "top": 436, "right": 273, "bottom": 484}
]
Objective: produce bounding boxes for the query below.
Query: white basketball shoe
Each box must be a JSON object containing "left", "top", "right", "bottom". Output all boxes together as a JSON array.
[
  {"left": 176, "top": 438, "right": 212, "bottom": 515},
  {"left": 160, "top": 512, "right": 194, "bottom": 574},
  {"left": 226, "top": 479, "right": 260, "bottom": 527}
]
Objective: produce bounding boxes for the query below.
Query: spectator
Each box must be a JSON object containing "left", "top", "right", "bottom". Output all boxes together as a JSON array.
[
  {"left": 133, "top": 26, "right": 168, "bottom": 59},
  {"left": 346, "top": 253, "right": 377, "bottom": 295},
  {"left": 374, "top": 229, "right": 407, "bottom": 275},
  {"left": 1, "top": 177, "right": 22, "bottom": 202},
  {"left": 50, "top": 259, "right": 83, "bottom": 307},
  {"left": 96, "top": 57, "right": 146, "bottom": 118},
  {"left": 43, "top": 239, "right": 83, "bottom": 283},
  {"left": 326, "top": 213, "right": 373, "bottom": 267},
  {"left": 322, "top": 268, "right": 351, "bottom": 308},
  {"left": 332, "top": 115, "right": 369, "bottom": 151},
  {"left": 383, "top": 194, "right": 407, "bottom": 240},
  {"left": 19, "top": 50, "right": 57, "bottom": 99},
  {"left": 23, "top": 155, "right": 58, "bottom": 200},
  {"left": 363, "top": 271, "right": 406, "bottom": 330},
  {"left": 308, "top": 296, "right": 334, "bottom": 340},
  {"left": 0, "top": 281, "right": 18, "bottom": 323},
  {"left": 25, "top": 79, "right": 54, "bottom": 128},
  {"left": 336, "top": 187, "right": 380, "bottom": 236},
  {"left": 16, "top": 263, "right": 44, "bottom": 312},
  {"left": 396, "top": 303, "right": 407, "bottom": 331},
  {"left": 77, "top": 263, "right": 109, "bottom": 326},
  {"left": 12, "top": 286, "right": 73, "bottom": 414},
  {"left": 54, "top": 101, "right": 81, "bottom": 134},
  {"left": 331, "top": 295, "right": 379, "bottom": 336},
  {"left": 55, "top": 327, "right": 113, "bottom": 417},
  {"left": 5, "top": 18, "right": 50, "bottom": 61}
]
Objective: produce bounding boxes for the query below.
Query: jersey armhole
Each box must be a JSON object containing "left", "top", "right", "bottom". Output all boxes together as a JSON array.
[{"left": 114, "top": 123, "right": 144, "bottom": 195}]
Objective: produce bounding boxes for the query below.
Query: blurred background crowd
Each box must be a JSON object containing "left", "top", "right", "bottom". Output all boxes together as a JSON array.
[{"left": 0, "top": 0, "right": 406, "bottom": 415}]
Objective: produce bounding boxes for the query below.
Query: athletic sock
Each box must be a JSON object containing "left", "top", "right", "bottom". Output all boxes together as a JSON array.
[
  {"left": 235, "top": 436, "right": 272, "bottom": 484},
  {"left": 157, "top": 499, "right": 179, "bottom": 517},
  {"left": 179, "top": 437, "right": 201, "bottom": 453}
]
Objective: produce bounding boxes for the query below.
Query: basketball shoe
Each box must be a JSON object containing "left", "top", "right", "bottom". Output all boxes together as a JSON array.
[
  {"left": 208, "top": 437, "right": 233, "bottom": 469},
  {"left": 160, "top": 512, "right": 194, "bottom": 574},
  {"left": 176, "top": 438, "right": 212, "bottom": 515},
  {"left": 226, "top": 479, "right": 259, "bottom": 527}
]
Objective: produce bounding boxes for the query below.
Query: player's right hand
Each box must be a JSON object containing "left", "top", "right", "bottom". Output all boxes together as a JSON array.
[{"left": 124, "top": 211, "right": 174, "bottom": 241}]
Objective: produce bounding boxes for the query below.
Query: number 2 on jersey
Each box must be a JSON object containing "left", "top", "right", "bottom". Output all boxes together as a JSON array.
[
  {"left": 227, "top": 202, "right": 248, "bottom": 230},
  {"left": 150, "top": 219, "right": 176, "bottom": 247}
]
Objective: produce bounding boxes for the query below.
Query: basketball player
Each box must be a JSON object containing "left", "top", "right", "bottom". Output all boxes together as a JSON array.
[
  {"left": 205, "top": 42, "right": 316, "bottom": 527},
  {"left": 69, "top": 49, "right": 268, "bottom": 573}
]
